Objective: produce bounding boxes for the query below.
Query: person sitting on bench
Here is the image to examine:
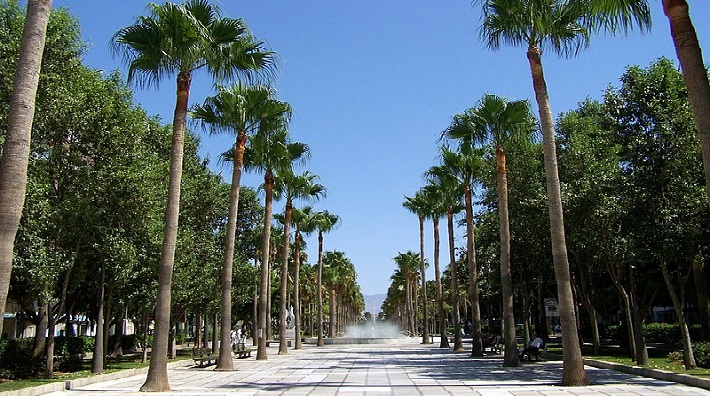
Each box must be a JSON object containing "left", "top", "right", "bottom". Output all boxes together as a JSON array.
[{"left": 519, "top": 333, "right": 544, "bottom": 360}]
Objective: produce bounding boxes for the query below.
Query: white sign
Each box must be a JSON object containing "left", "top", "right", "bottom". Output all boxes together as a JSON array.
[{"left": 544, "top": 298, "right": 560, "bottom": 317}]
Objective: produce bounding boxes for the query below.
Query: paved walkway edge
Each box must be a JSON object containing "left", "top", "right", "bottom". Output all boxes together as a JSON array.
[
  {"left": 0, "top": 359, "right": 194, "bottom": 396},
  {"left": 584, "top": 358, "right": 710, "bottom": 391}
]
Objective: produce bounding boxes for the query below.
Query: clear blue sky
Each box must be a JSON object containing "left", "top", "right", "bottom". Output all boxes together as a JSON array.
[{"left": 51, "top": 1, "right": 710, "bottom": 297}]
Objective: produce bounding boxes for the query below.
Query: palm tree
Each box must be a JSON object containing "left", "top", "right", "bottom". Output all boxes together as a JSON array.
[
  {"left": 393, "top": 251, "right": 420, "bottom": 336},
  {"left": 112, "top": 1, "right": 275, "bottom": 387},
  {"left": 313, "top": 210, "right": 341, "bottom": 346},
  {"left": 274, "top": 171, "right": 326, "bottom": 354},
  {"left": 475, "top": 0, "right": 650, "bottom": 384},
  {"left": 244, "top": 125, "right": 309, "bottom": 360},
  {"left": 192, "top": 83, "right": 290, "bottom": 370},
  {"left": 433, "top": 143, "right": 487, "bottom": 356},
  {"left": 420, "top": 184, "right": 449, "bottom": 348},
  {"left": 446, "top": 94, "right": 536, "bottom": 365},
  {"left": 403, "top": 191, "right": 431, "bottom": 344},
  {"left": 663, "top": 0, "right": 710, "bottom": 207},
  {"left": 289, "top": 206, "right": 317, "bottom": 349},
  {"left": 0, "top": 0, "right": 52, "bottom": 338}
]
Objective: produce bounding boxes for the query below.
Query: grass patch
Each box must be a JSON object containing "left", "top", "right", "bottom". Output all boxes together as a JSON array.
[
  {"left": 545, "top": 342, "right": 710, "bottom": 379},
  {"left": 0, "top": 355, "right": 192, "bottom": 392}
]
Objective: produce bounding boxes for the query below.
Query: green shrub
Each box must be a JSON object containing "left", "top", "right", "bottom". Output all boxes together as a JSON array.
[
  {"left": 666, "top": 350, "right": 684, "bottom": 363},
  {"left": 175, "top": 333, "right": 185, "bottom": 345},
  {"left": 604, "top": 324, "right": 621, "bottom": 341},
  {"left": 0, "top": 338, "right": 44, "bottom": 379},
  {"left": 644, "top": 322, "right": 680, "bottom": 343},
  {"left": 54, "top": 336, "right": 93, "bottom": 355},
  {"left": 694, "top": 342, "right": 710, "bottom": 368}
]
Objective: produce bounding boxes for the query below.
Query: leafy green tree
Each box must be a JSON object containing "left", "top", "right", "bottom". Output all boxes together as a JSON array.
[
  {"left": 0, "top": 0, "right": 52, "bottom": 337},
  {"left": 393, "top": 251, "right": 420, "bottom": 336},
  {"left": 604, "top": 58, "right": 708, "bottom": 369},
  {"left": 289, "top": 206, "right": 317, "bottom": 348},
  {"left": 475, "top": 0, "right": 650, "bottom": 381},
  {"left": 112, "top": 1, "right": 275, "bottom": 382}
]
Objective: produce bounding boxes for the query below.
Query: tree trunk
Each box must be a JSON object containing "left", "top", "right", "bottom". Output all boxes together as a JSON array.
[
  {"left": 215, "top": 131, "right": 247, "bottom": 370},
  {"left": 418, "top": 217, "right": 430, "bottom": 344},
  {"left": 433, "top": 218, "right": 449, "bottom": 348},
  {"left": 92, "top": 266, "right": 105, "bottom": 374},
  {"left": 317, "top": 231, "right": 325, "bottom": 347},
  {"left": 32, "top": 301, "right": 48, "bottom": 358},
  {"left": 609, "top": 263, "right": 636, "bottom": 357},
  {"left": 293, "top": 231, "right": 303, "bottom": 349},
  {"left": 578, "top": 268, "right": 601, "bottom": 355},
  {"left": 692, "top": 254, "right": 710, "bottom": 341},
  {"left": 257, "top": 173, "right": 275, "bottom": 360},
  {"left": 278, "top": 202, "right": 293, "bottom": 355},
  {"left": 0, "top": 0, "right": 52, "bottom": 337},
  {"left": 465, "top": 187, "right": 482, "bottom": 356},
  {"left": 663, "top": 0, "right": 710, "bottom": 208},
  {"left": 141, "top": 69, "right": 191, "bottom": 392},
  {"left": 448, "top": 210, "right": 463, "bottom": 352},
  {"left": 628, "top": 265, "right": 648, "bottom": 365},
  {"left": 527, "top": 44, "right": 589, "bottom": 385},
  {"left": 660, "top": 258, "right": 696, "bottom": 369},
  {"left": 497, "top": 147, "right": 518, "bottom": 366}
]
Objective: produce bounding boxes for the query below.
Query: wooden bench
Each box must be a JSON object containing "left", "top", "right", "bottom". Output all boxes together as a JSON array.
[
  {"left": 482, "top": 335, "right": 502, "bottom": 354},
  {"left": 520, "top": 342, "right": 547, "bottom": 361},
  {"left": 233, "top": 342, "right": 255, "bottom": 359},
  {"left": 192, "top": 348, "right": 218, "bottom": 367}
]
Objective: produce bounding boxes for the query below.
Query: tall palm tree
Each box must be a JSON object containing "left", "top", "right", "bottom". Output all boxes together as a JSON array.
[
  {"left": 313, "top": 210, "right": 341, "bottom": 346},
  {"left": 274, "top": 171, "right": 326, "bottom": 355},
  {"left": 446, "top": 94, "right": 536, "bottom": 364},
  {"left": 433, "top": 143, "right": 486, "bottom": 356},
  {"left": 244, "top": 125, "right": 309, "bottom": 360},
  {"left": 192, "top": 83, "right": 290, "bottom": 370},
  {"left": 393, "top": 251, "right": 420, "bottom": 336},
  {"left": 420, "top": 184, "right": 449, "bottom": 348},
  {"left": 403, "top": 191, "right": 431, "bottom": 344},
  {"left": 663, "top": 0, "right": 710, "bottom": 207},
  {"left": 0, "top": 0, "right": 52, "bottom": 338},
  {"left": 425, "top": 164, "right": 465, "bottom": 352},
  {"left": 112, "top": 1, "right": 275, "bottom": 387},
  {"left": 289, "top": 206, "right": 317, "bottom": 349},
  {"left": 475, "top": 0, "right": 650, "bottom": 384}
]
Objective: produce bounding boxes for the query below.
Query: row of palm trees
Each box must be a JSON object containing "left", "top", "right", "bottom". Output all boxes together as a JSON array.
[
  {"left": 0, "top": 0, "right": 708, "bottom": 391},
  {"left": 396, "top": 0, "right": 710, "bottom": 388},
  {"left": 111, "top": 0, "right": 353, "bottom": 390}
]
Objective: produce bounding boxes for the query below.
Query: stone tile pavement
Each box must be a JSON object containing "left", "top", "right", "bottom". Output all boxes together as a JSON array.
[{"left": 40, "top": 341, "right": 710, "bottom": 396}]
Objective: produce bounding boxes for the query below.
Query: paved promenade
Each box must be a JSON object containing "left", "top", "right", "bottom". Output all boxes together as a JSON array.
[{"left": 43, "top": 341, "right": 710, "bottom": 396}]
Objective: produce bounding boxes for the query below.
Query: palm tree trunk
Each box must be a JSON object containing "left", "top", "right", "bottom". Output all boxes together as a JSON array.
[
  {"left": 141, "top": 69, "right": 190, "bottom": 392},
  {"left": 434, "top": 218, "right": 449, "bottom": 348},
  {"left": 215, "top": 131, "right": 247, "bottom": 370},
  {"left": 497, "top": 148, "right": 518, "bottom": 366},
  {"left": 293, "top": 231, "right": 303, "bottom": 349},
  {"left": 0, "top": 0, "right": 52, "bottom": 337},
  {"left": 418, "top": 217, "right": 430, "bottom": 344},
  {"left": 465, "top": 186, "right": 482, "bottom": 356},
  {"left": 527, "top": 44, "right": 589, "bottom": 386},
  {"left": 663, "top": 0, "right": 710, "bottom": 207},
  {"left": 448, "top": 209, "right": 463, "bottom": 352},
  {"left": 278, "top": 202, "right": 293, "bottom": 355},
  {"left": 317, "top": 232, "right": 325, "bottom": 346},
  {"left": 257, "top": 173, "right": 275, "bottom": 360}
]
